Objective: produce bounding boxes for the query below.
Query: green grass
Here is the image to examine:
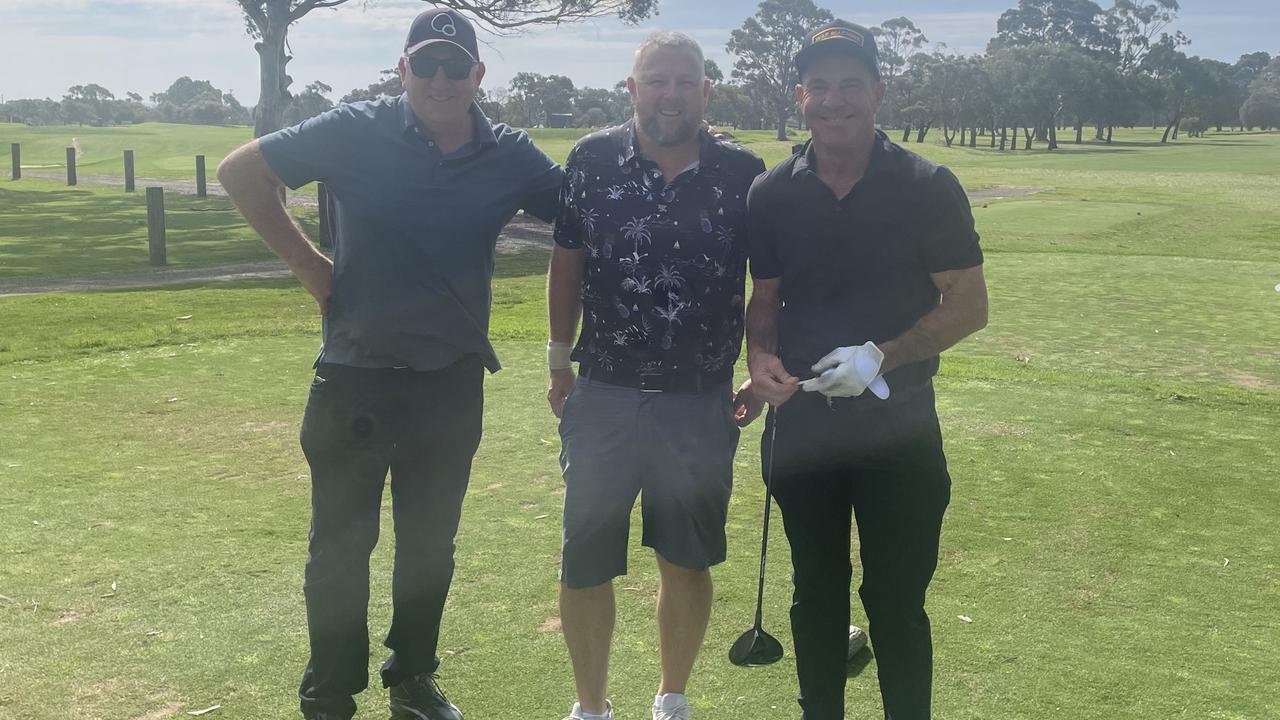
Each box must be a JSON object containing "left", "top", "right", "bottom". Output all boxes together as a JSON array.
[
  {"left": 0, "top": 179, "right": 318, "bottom": 278},
  {"left": 1, "top": 127, "right": 1278, "bottom": 719}
]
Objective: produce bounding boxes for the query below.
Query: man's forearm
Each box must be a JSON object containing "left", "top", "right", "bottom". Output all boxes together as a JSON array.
[
  {"left": 880, "top": 284, "right": 988, "bottom": 374},
  {"left": 217, "top": 141, "right": 325, "bottom": 272},
  {"left": 745, "top": 291, "right": 781, "bottom": 370},
  {"left": 547, "top": 246, "right": 585, "bottom": 344}
]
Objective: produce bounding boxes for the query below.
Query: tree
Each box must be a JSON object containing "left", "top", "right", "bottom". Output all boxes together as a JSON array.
[
  {"left": 872, "top": 17, "right": 927, "bottom": 87},
  {"left": 704, "top": 59, "right": 724, "bottom": 84},
  {"left": 1108, "top": 0, "right": 1184, "bottom": 71},
  {"left": 989, "top": 0, "right": 1118, "bottom": 58},
  {"left": 1241, "top": 57, "right": 1280, "bottom": 130},
  {"left": 504, "top": 72, "right": 576, "bottom": 127},
  {"left": 63, "top": 84, "right": 116, "bottom": 125},
  {"left": 0, "top": 98, "right": 66, "bottom": 126},
  {"left": 341, "top": 68, "right": 402, "bottom": 103},
  {"left": 573, "top": 85, "right": 631, "bottom": 126},
  {"left": 1139, "top": 35, "right": 1210, "bottom": 142},
  {"left": 151, "top": 77, "right": 244, "bottom": 125},
  {"left": 871, "top": 17, "right": 928, "bottom": 131},
  {"left": 707, "top": 83, "right": 758, "bottom": 129},
  {"left": 234, "top": 0, "right": 658, "bottom": 139},
  {"left": 284, "top": 80, "right": 335, "bottom": 124},
  {"left": 727, "top": 0, "right": 833, "bottom": 141}
]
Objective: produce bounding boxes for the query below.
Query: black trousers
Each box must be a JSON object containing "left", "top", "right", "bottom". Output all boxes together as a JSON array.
[
  {"left": 764, "top": 385, "right": 951, "bottom": 720},
  {"left": 296, "top": 357, "right": 484, "bottom": 719}
]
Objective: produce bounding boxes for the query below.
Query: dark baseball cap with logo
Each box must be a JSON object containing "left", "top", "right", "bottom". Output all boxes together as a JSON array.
[
  {"left": 795, "top": 19, "right": 880, "bottom": 80},
  {"left": 405, "top": 8, "right": 480, "bottom": 62}
]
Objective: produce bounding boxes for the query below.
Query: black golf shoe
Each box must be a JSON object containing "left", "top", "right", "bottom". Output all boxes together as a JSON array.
[{"left": 388, "top": 672, "right": 463, "bottom": 720}]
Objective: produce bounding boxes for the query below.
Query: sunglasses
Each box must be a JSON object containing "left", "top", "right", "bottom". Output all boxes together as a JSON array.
[{"left": 407, "top": 54, "right": 476, "bottom": 80}]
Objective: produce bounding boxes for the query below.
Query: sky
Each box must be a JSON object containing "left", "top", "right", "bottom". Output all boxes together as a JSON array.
[{"left": 0, "top": 0, "right": 1277, "bottom": 106}]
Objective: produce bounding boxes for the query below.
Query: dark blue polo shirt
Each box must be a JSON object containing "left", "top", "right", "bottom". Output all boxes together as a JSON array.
[
  {"left": 748, "top": 131, "right": 983, "bottom": 392},
  {"left": 259, "top": 94, "right": 562, "bottom": 372},
  {"left": 554, "top": 121, "right": 765, "bottom": 382}
]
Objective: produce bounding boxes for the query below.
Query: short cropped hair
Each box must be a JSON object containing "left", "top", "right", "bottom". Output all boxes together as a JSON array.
[{"left": 632, "top": 31, "right": 705, "bottom": 77}]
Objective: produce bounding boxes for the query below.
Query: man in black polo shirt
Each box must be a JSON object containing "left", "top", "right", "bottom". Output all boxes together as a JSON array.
[
  {"left": 545, "top": 31, "right": 766, "bottom": 720},
  {"left": 745, "top": 20, "right": 989, "bottom": 720},
  {"left": 217, "top": 9, "right": 562, "bottom": 720}
]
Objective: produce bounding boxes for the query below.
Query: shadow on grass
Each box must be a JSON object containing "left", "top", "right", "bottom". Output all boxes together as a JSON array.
[
  {"left": 847, "top": 647, "right": 874, "bottom": 678},
  {"left": 0, "top": 184, "right": 291, "bottom": 277}
]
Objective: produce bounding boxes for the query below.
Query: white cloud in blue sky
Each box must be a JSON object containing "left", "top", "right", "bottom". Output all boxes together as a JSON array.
[{"left": 0, "top": 0, "right": 1276, "bottom": 105}]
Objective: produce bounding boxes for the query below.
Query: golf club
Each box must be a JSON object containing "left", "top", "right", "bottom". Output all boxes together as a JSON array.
[{"left": 729, "top": 408, "right": 785, "bottom": 667}]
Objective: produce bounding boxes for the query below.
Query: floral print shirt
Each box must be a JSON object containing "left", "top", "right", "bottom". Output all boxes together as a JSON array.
[{"left": 554, "top": 121, "right": 766, "bottom": 381}]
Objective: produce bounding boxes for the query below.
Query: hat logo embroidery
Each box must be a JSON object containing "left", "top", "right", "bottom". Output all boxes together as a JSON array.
[
  {"left": 813, "top": 27, "right": 863, "bottom": 47},
  {"left": 431, "top": 13, "right": 458, "bottom": 37}
]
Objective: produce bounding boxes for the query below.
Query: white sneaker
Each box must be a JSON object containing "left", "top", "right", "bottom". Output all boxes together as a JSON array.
[
  {"left": 652, "top": 693, "right": 690, "bottom": 720},
  {"left": 565, "top": 700, "right": 613, "bottom": 720}
]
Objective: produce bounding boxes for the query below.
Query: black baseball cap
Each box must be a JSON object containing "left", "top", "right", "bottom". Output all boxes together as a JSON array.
[
  {"left": 795, "top": 19, "right": 880, "bottom": 80},
  {"left": 405, "top": 8, "right": 479, "bottom": 62}
]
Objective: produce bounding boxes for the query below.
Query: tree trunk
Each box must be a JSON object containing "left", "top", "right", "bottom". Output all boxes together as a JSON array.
[
  {"left": 1106, "top": 126, "right": 1113, "bottom": 144},
  {"left": 1000, "top": 126, "right": 1008, "bottom": 151},
  {"left": 1162, "top": 109, "right": 1181, "bottom": 143},
  {"left": 252, "top": 4, "right": 293, "bottom": 139},
  {"left": 1023, "top": 127, "right": 1032, "bottom": 150},
  {"left": 1047, "top": 119, "right": 1058, "bottom": 151},
  {"left": 956, "top": 127, "right": 963, "bottom": 146},
  {"left": 917, "top": 124, "right": 929, "bottom": 143},
  {"left": 990, "top": 126, "right": 996, "bottom": 148},
  {"left": 1095, "top": 123, "right": 1105, "bottom": 141},
  {"left": 901, "top": 124, "right": 912, "bottom": 143},
  {"left": 1074, "top": 120, "right": 1083, "bottom": 144},
  {"left": 775, "top": 109, "right": 788, "bottom": 142},
  {"left": 970, "top": 128, "right": 978, "bottom": 148}
]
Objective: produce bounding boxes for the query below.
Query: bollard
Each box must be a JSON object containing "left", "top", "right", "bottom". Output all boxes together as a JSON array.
[
  {"left": 146, "top": 187, "right": 167, "bottom": 266},
  {"left": 10, "top": 143, "right": 19, "bottom": 180},
  {"left": 195, "top": 155, "right": 206, "bottom": 198},
  {"left": 317, "top": 182, "right": 332, "bottom": 249},
  {"left": 124, "top": 150, "right": 135, "bottom": 192},
  {"left": 66, "top": 147, "right": 77, "bottom": 186}
]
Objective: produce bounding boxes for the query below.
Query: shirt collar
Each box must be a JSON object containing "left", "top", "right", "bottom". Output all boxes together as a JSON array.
[
  {"left": 398, "top": 94, "right": 497, "bottom": 149},
  {"left": 792, "top": 129, "right": 892, "bottom": 180},
  {"left": 618, "top": 117, "right": 725, "bottom": 173}
]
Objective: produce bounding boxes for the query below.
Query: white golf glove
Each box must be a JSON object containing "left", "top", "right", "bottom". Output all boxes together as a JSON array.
[{"left": 800, "top": 341, "right": 890, "bottom": 400}]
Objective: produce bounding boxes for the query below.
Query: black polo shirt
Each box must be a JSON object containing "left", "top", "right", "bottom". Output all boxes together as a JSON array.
[
  {"left": 748, "top": 131, "right": 982, "bottom": 392},
  {"left": 555, "top": 121, "right": 765, "bottom": 382}
]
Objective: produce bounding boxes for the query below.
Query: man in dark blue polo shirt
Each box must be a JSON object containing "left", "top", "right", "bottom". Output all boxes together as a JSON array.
[
  {"left": 546, "top": 31, "right": 765, "bottom": 720},
  {"left": 217, "top": 9, "right": 561, "bottom": 720},
  {"left": 745, "top": 20, "right": 989, "bottom": 720}
]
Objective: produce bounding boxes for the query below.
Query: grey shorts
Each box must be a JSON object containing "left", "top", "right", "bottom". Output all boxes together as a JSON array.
[{"left": 558, "top": 375, "right": 740, "bottom": 588}]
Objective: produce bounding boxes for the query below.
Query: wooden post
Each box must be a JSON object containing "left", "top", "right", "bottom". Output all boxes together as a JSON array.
[
  {"left": 66, "top": 147, "right": 77, "bottom": 186},
  {"left": 10, "top": 143, "right": 19, "bottom": 180},
  {"left": 123, "top": 150, "right": 135, "bottom": 192},
  {"left": 317, "top": 181, "right": 332, "bottom": 249},
  {"left": 146, "top": 187, "right": 167, "bottom": 266},
  {"left": 195, "top": 155, "right": 207, "bottom": 198}
]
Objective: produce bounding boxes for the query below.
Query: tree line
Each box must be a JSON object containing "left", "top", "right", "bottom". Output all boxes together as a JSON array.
[{"left": 5, "top": 0, "right": 1279, "bottom": 149}]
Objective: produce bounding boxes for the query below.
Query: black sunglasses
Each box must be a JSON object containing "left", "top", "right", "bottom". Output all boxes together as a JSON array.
[{"left": 407, "top": 54, "right": 476, "bottom": 80}]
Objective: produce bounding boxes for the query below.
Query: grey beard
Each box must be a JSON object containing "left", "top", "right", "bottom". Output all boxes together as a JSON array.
[{"left": 639, "top": 111, "right": 699, "bottom": 148}]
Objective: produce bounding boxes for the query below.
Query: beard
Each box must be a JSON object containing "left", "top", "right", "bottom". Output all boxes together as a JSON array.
[{"left": 637, "top": 104, "right": 701, "bottom": 148}]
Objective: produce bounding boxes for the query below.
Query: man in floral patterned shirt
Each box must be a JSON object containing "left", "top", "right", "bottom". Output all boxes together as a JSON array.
[{"left": 545, "top": 31, "right": 766, "bottom": 720}]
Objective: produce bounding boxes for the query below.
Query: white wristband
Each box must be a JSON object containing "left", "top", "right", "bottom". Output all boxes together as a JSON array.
[{"left": 547, "top": 341, "right": 573, "bottom": 370}]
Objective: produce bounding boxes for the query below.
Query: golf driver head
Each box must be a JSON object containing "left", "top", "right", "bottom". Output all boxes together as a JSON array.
[{"left": 729, "top": 626, "right": 784, "bottom": 666}]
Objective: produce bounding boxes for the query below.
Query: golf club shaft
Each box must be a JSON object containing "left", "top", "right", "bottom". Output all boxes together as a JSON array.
[{"left": 753, "top": 408, "right": 778, "bottom": 629}]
